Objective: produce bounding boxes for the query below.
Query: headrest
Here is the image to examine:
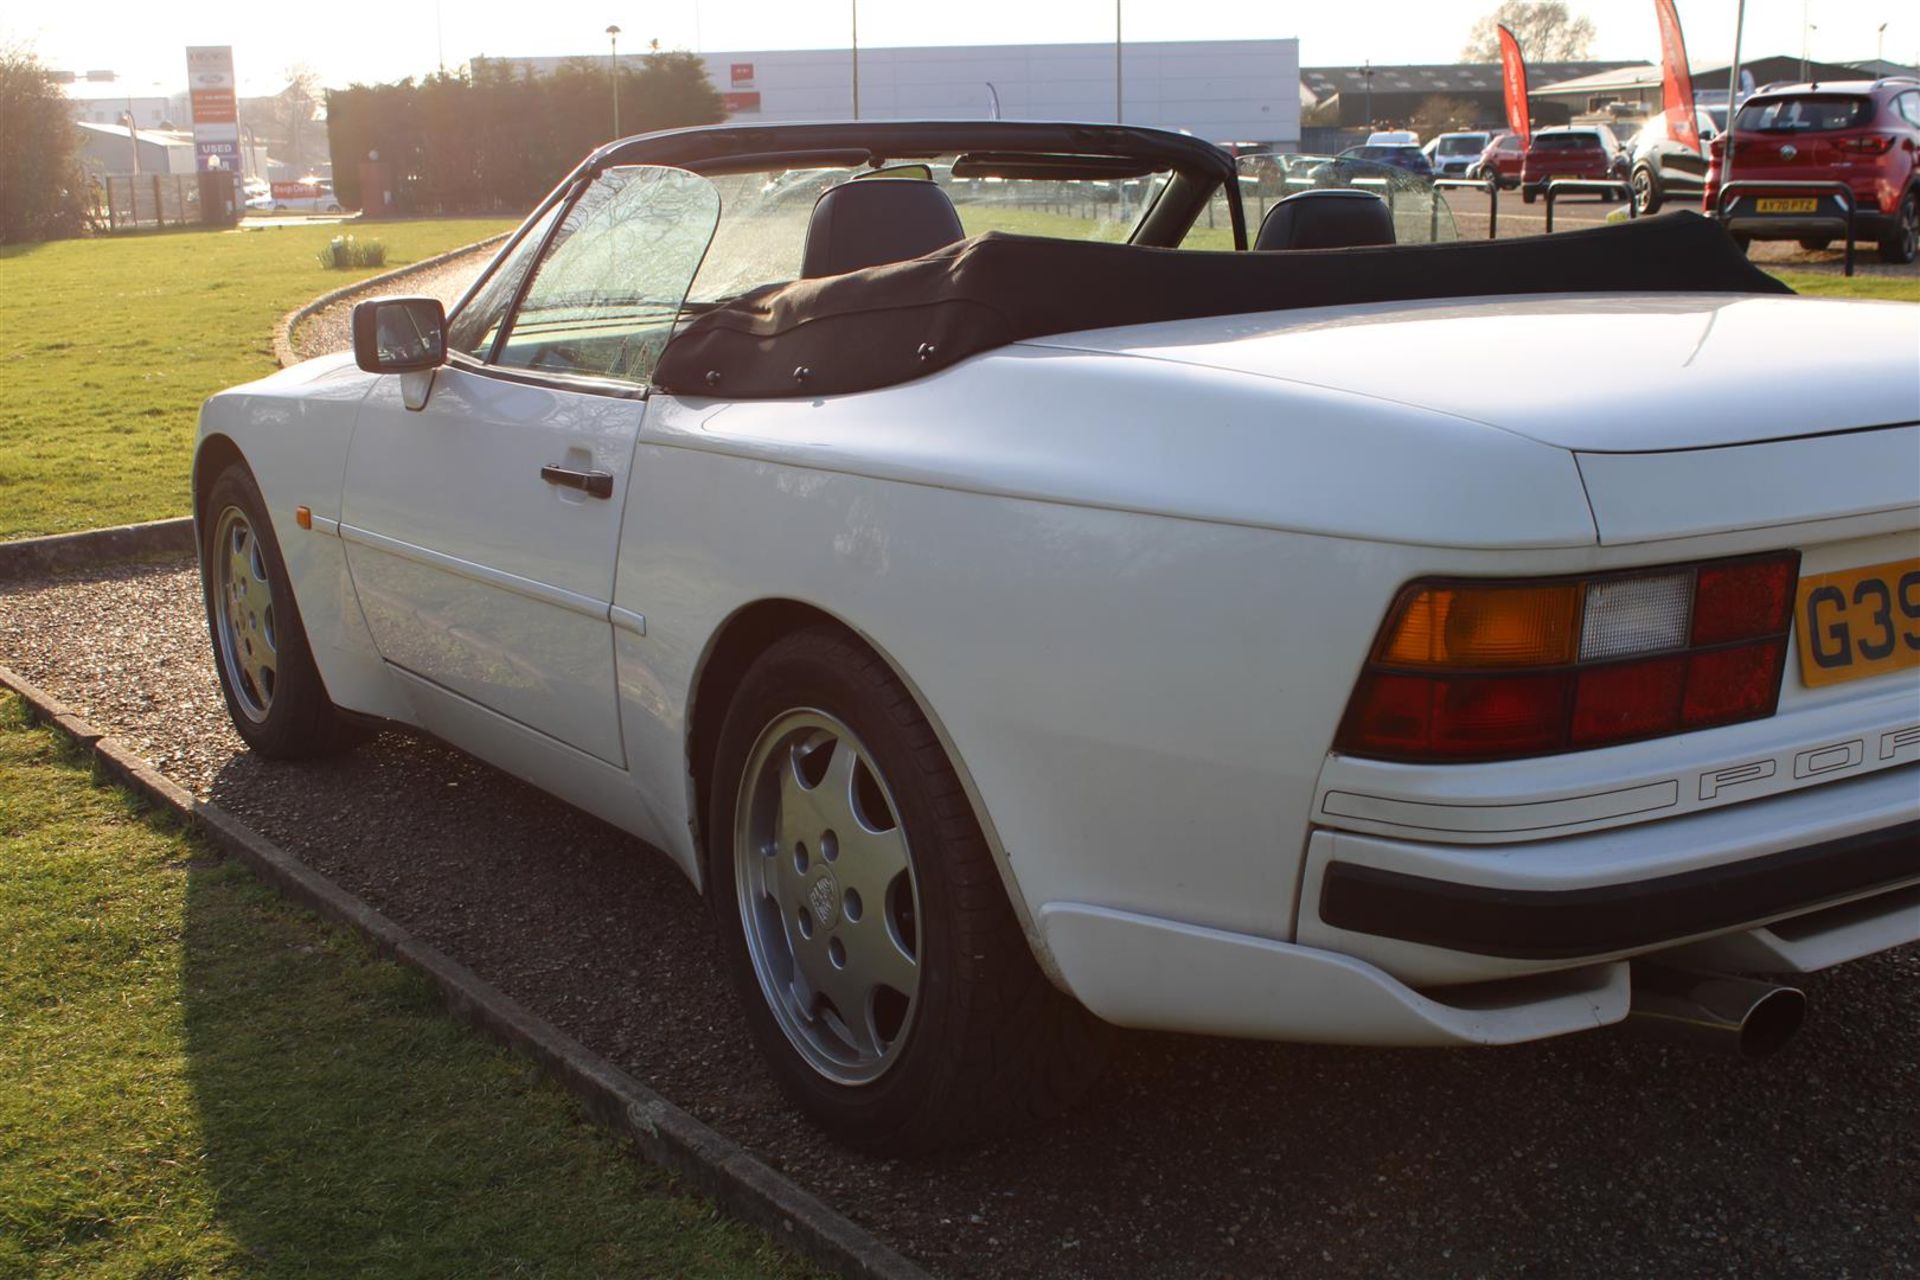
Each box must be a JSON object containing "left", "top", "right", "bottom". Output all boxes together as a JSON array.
[
  {"left": 801, "top": 178, "right": 967, "bottom": 278},
  {"left": 1254, "top": 189, "right": 1397, "bottom": 251}
]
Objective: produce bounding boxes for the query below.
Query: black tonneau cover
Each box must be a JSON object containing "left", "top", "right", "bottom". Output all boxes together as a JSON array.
[{"left": 654, "top": 213, "right": 1789, "bottom": 400}]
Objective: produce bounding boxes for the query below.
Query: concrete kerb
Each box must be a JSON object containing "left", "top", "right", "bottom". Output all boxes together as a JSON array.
[
  {"left": 0, "top": 662, "right": 932, "bottom": 1280},
  {"left": 0, "top": 518, "right": 196, "bottom": 584},
  {"left": 273, "top": 231, "right": 509, "bottom": 368}
]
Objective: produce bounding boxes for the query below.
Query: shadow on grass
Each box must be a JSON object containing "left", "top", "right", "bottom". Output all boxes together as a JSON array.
[{"left": 174, "top": 828, "right": 805, "bottom": 1276}]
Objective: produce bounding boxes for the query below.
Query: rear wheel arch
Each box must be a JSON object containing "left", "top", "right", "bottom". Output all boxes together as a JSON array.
[{"left": 685, "top": 598, "right": 1063, "bottom": 987}]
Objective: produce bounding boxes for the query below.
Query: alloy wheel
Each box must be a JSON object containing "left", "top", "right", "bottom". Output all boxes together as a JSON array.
[
  {"left": 212, "top": 505, "right": 277, "bottom": 722},
  {"left": 733, "top": 709, "right": 922, "bottom": 1085}
]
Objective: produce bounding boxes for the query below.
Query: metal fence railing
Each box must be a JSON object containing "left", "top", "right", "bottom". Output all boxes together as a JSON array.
[
  {"left": 1543, "top": 179, "right": 1634, "bottom": 234},
  {"left": 102, "top": 174, "right": 201, "bottom": 232},
  {"left": 1433, "top": 177, "right": 1499, "bottom": 239}
]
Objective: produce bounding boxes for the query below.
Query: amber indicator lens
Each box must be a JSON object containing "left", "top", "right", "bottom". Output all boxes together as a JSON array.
[{"left": 1378, "top": 584, "right": 1580, "bottom": 667}]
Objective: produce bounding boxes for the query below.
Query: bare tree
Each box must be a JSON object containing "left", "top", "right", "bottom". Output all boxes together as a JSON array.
[
  {"left": 1462, "top": 1, "right": 1597, "bottom": 62},
  {"left": 280, "top": 65, "right": 321, "bottom": 174},
  {"left": 1411, "top": 96, "right": 1482, "bottom": 140}
]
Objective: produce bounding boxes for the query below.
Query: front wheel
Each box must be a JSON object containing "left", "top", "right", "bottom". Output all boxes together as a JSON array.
[
  {"left": 201, "top": 464, "right": 364, "bottom": 759},
  {"left": 1879, "top": 191, "right": 1918, "bottom": 264},
  {"left": 707, "top": 627, "right": 1109, "bottom": 1152}
]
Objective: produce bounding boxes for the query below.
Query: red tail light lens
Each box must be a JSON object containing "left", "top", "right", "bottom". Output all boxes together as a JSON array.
[
  {"left": 1337, "top": 553, "right": 1799, "bottom": 762},
  {"left": 1836, "top": 134, "right": 1896, "bottom": 155}
]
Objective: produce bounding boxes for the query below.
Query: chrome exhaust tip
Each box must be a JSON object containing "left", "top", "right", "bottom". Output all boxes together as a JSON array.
[{"left": 1626, "top": 965, "right": 1807, "bottom": 1059}]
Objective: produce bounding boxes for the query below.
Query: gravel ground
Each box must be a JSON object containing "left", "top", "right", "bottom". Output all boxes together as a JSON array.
[
  {"left": 2, "top": 561, "right": 1916, "bottom": 1279},
  {"left": 291, "top": 247, "right": 497, "bottom": 360}
]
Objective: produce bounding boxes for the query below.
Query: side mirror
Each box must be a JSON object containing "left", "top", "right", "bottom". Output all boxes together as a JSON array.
[{"left": 351, "top": 296, "right": 447, "bottom": 374}]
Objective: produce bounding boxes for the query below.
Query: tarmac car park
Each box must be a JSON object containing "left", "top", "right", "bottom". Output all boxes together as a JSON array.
[{"left": 191, "top": 119, "right": 1920, "bottom": 1153}]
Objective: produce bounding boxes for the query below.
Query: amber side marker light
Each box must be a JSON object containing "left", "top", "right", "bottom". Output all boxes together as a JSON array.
[
  {"left": 295, "top": 506, "right": 312, "bottom": 530},
  {"left": 1336, "top": 552, "right": 1800, "bottom": 763}
]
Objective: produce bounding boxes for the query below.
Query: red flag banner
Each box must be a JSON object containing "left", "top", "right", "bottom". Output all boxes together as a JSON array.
[
  {"left": 1497, "top": 25, "right": 1531, "bottom": 147},
  {"left": 1652, "top": 0, "right": 1701, "bottom": 152}
]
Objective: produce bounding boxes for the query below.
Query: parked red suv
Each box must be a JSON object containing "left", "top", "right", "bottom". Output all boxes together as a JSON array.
[
  {"left": 1519, "top": 126, "right": 1628, "bottom": 203},
  {"left": 1704, "top": 77, "right": 1920, "bottom": 263},
  {"left": 1470, "top": 131, "right": 1524, "bottom": 188}
]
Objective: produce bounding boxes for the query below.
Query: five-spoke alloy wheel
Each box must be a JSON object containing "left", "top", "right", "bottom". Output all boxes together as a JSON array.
[
  {"left": 212, "top": 505, "right": 279, "bottom": 723},
  {"left": 734, "top": 709, "right": 923, "bottom": 1084},
  {"left": 199, "top": 463, "right": 363, "bottom": 758},
  {"left": 708, "top": 625, "right": 1110, "bottom": 1152}
]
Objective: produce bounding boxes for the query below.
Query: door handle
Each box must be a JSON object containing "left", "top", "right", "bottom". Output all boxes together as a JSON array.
[{"left": 540, "top": 464, "right": 614, "bottom": 500}]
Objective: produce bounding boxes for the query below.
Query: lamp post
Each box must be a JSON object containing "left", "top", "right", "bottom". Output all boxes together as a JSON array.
[
  {"left": 1876, "top": 23, "right": 1887, "bottom": 67},
  {"left": 850, "top": 1, "right": 860, "bottom": 120},
  {"left": 1363, "top": 60, "right": 1374, "bottom": 128},
  {"left": 122, "top": 104, "right": 141, "bottom": 176},
  {"left": 606, "top": 24, "right": 622, "bottom": 139},
  {"left": 1114, "top": 0, "right": 1123, "bottom": 123}
]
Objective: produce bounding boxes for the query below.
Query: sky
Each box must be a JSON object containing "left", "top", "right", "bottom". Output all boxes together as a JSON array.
[{"left": 11, "top": 0, "right": 1913, "bottom": 99}]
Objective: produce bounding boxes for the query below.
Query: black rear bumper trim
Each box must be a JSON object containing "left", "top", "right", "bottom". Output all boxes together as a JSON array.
[{"left": 1320, "top": 820, "right": 1920, "bottom": 960}]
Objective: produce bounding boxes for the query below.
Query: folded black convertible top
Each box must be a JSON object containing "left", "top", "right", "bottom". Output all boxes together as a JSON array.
[{"left": 653, "top": 212, "right": 1789, "bottom": 400}]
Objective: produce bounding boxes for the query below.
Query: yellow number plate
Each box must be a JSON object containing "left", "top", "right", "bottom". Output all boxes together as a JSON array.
[
  {"left": 1794, "top": 558, "right": 1920, "bottom": 688},
  {"left": 1755, "top": 197, "right": 1820, "bottom": 213}
]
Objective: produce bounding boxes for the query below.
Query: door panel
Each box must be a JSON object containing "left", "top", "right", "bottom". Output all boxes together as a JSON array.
[
  {"left": 342, "top": 366, "right": 641, "bottom": 764},
  {"left": 339, "top": 164, "right": 720, "bottom": 768}
]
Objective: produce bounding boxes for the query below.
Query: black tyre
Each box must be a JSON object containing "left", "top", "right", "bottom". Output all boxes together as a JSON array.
[
  {"left": 1798, "top": 238, "right": 1833, "bottom": 252},
  {"left": 1879, "top": 191, "right": 1918, "bottom": 265},
  {"left": 201, "top": 464, "right": 364, "bottom": 759},
  {"left": 1521, "top": 187, "right": 1537, "bottom": 205},
  {"left": 1631, "top": 167, "right": 1663, "bottom": 216},
  {"left": 707, "top": 626, "right": 1109, "bottom": 1153}
]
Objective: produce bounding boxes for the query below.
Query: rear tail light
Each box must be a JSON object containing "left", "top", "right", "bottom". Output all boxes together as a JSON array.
[
  {"left": 1337, "top": 552, "right": 1799, "bottom": 762},
  {"left": 1836, "top": 134, "right": 1897, "bottom": 155}
]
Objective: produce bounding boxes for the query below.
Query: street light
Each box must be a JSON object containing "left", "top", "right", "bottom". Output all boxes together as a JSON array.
[
  {"left": 1877, "top": 22, "right": 1888, "bottom": 67},
  {"left": 1363, "top": 60, "right": 1374, "bottom": 128},
  {"left": 1115, "top": 0, "right": 1123, "bottom": 123},
  {"left": 850, "top": 1, "right": 860, "bottom": 120},
  {"left": 606, "top": 24, "right": 622, "bottom": 139},
  {"left": 120, "top": 106, "right": 141, "bottom": 176}
]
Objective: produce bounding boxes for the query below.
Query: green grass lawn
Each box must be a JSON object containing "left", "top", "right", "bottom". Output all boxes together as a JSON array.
[
  {"left": 0, "top": 219, "right": 514, "bottom": 541},
  {"left": 0, "top": 694, "right": 818, "bottom": 1278},
  {"left": 1765, "top": 269, "right": 1920, "bottom": 302}
]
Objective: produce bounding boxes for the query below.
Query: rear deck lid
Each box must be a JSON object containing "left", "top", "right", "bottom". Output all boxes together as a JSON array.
[{"left": 1026, "top": 293, "right": 1920, "bottom": 452}]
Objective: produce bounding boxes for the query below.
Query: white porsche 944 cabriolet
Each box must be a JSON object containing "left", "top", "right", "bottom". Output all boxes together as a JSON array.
[{"left": 196, "top": 121, "right": 1920, "bottom": 1151}]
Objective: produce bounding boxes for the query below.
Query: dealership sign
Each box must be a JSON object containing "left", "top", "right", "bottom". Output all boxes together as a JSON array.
[{"left": 185, "top": 46, "right": 241, "bottom": 173}]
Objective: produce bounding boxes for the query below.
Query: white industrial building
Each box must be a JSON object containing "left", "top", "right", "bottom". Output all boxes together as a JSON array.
[{"left": 479, "top": 39, "right": 1302, "bottom": 147}]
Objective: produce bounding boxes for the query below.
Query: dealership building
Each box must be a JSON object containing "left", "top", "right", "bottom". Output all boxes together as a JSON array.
[{"left": 478, "top": 39, "right": 1304, "bottom": 148}]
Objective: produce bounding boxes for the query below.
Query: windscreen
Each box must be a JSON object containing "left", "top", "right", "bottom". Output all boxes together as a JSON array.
[
  {"left": 685, "top": 158, "right": 1171, "bottom": 307},
  {"left": 491, "top": 165, "right": 720, "bottom": 385},
  {"left": 1438, "top": 136, "right": 1485, "bottom": 156},
  {"left": 1734, "top": 96, "right": 1872, "bottom": 132}
]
